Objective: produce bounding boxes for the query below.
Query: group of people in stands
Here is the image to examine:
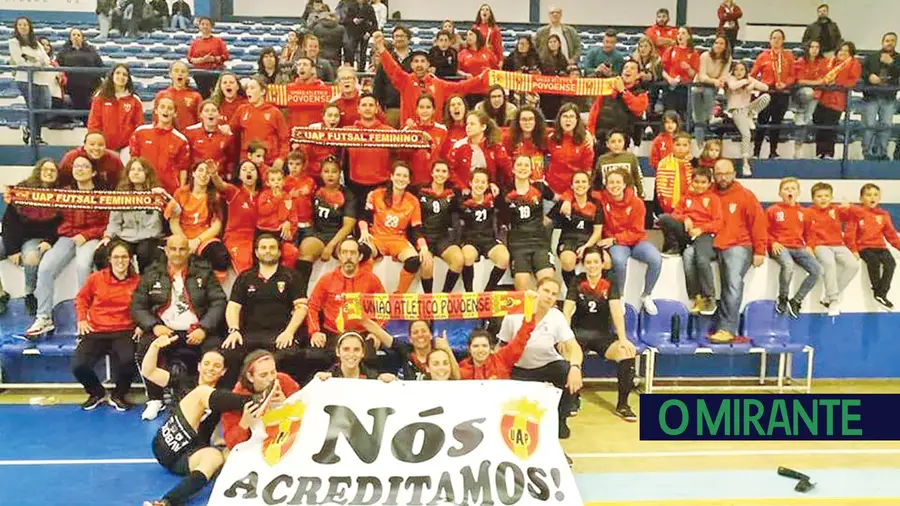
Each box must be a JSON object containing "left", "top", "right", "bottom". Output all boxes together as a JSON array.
[{"left": 3, "top": 4, "right": 900, "bottom": 506}]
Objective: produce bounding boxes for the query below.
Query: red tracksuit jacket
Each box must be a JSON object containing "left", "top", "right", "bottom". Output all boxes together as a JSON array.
[
  {"left": 649, "top": 132, "right": 674, "bottom": 172},
  {"left": 284, "top": 175, "right": 317, "bottom": 226},
  {"left": 184, "top": 122, "right": 236, "bottom": 177},
  {"left": 713, "top": 181, "right": 767, "bottom": 254},
  {"left": 87, "top": 93, "right": 144, "bottom": 151},
  {"left": 846, "top": 205, "right": 900, "bottom": 253},
  {"left": 402, "top": 121, "right": 448, "bottom": 186},
  {"left": 59, "top": 146, "right": 123, "bottom": 187},
  {"left": 230, "top": 101, "right": 290, "bottom": 166},
  {"left": 257, "top": 189, "right": 298, "bottom": 234},
  {"left": 155, "top": 86, "right": 204, "bottom": 132},
  {"left": 459, "top": 318, "right": 535, "bottom": 380},
  {"left": 804, "top": 204, "right": 851, "bottom": 248},
  {"left": 596, "top": 188, "right": 647, "bottom": 246},
  {"left": 129, "top": 124, "right": 191, "bottom": 194},
  {"left": 75, "top": 268, "right": 140, "bottom": 333},
  {"left": 545, "top": 132, "right": 594, "bottom": 195},
  {"left": 217, "top": 96, "right": 248, "bottom": 125},
  {"left": 307, "top": 266, "right": 386, "bottom": 335},
  {"left": 767, "top": 202, "right": 807, "bottom": 250},
  {"left": 447, "top": 137, "right": 513, "bottom": 189},
  {"left": 346, "top": 120, "right": 394, "bottom": 186},
  {"left": 671, "top": 189, "right": 723, "bottom": 235}
]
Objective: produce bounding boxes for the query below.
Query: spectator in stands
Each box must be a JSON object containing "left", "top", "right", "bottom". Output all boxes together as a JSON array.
[
  {"left": 209, "top": 72, "right": 247, "bottom": 125},
  {"left": 709, "top": 159, "right": 766, "bottom": 343},
  {"left": 0, "top": 159, "right": 63, "bottom": 316},
  {"left": 767, "top": 177, "right": 822, "bottom": 318},
  {"left": 440, "top": 94, "right": 469, "bottom": 159},
  {"left": 813, "top": 41, "right": 861, "bottom": 159},
  {"left": 59, "top": 131, "right": 124, "bottom": 187},
  {"left": 504, "top": 36, "right": 540, "bottom": 75},
  {"left": 802, "top": 4, "right": 842, "bottom": 56},
  {"left": 646, "top": 8, "right": 678, "bottom": 53},
  {"left": 546, "top": 103, "right": 593, "bottom": 195},
  {"left": 658, "top": 167, "right": 721, "bottom": 314},
  {"left": 254, "top": 47, "right": 291, "bottom": 85},
  {"left": 221, "top": 233, "right": 307, "bottom": 385},
  {"left": 373, "top": 25, "right": 412, "bottom": 127},
  {"left": 304, "top": 35, "right": 336, "bottom": 82},
  {"left": 228, "top": 77, "right": 289, "bottom": 173},
  {"left": 848, "top": 183, "right": 900, "bottom": 310},
  {"left": 96, "top": 158, "right": 166, "bottom": 272},
  {"left": 284, "top": 57, "right": 331, "bottom": 130},
  {"left": 594, "top": 129, "right": 645, "bottom": 198},
  {"left": 9, "top": 16, "right": 52, "bottom": 145},
  {"left": 661, "top": 27, "right": 699, "bottom": 118},
  {"left": 534, "top": 6, "right": 582, "bottom": 67},
  {"left": 655, "top": 132, "right": 693, "bottom": 222},
  {"left": 459, "top": 29, "right": 499, "bottom": 81},
  {"left": 209, "top": 162, "right": 259, "bottom": 274},
  {"left": 126, "top": 0, "right": 147, "bottom": 38},
  {"left": 96, "top": 0, "right": 115, "bottom": 41},
  {"left": 185, "top": 101, "right": 236, "bottom": 178},
  {"left": 472, "top": 3, "right": 504, "bottom": 63},
  {"left": 222, "top": 351, "right": 301, "bottom": 449},
  {"left": 155, "top": 61, "right": 203, "bottom": 132},
  {"left": 632, "top": 36, "right": 663, "bottom": 130},
  {"left": 280, "top": 30, "right": 305, "bottom": 72},
  {"left": 170, "top": 0, "right": 193, "bottom": 30},
  {"left": 498, "top": 277, "right": 583, "bottom": 455},
  {"left": 448, "top": 110, "right": 512, "bottom": 189},
  {"left": 255, "top": 168, "right": 301, "bottom": 267},
  {"left": 73, "top": 240, "right": 140, "bottom": 411},
  {"left": 649, "top": 110, "right": 682, "bottom": 170},
  {"left": 331, "top": 66, "right": 363, "bottom": 126},
  {"left": 717, "top": 0, "right": 743, "bottom": 49},
  {"left": 187, "top": 17, "right": 229, "bottom": 99},
  {"left": 401, "top": 95, "right": 448, "bottom": 186},
  {"left": 344, "top": 0, "right": 378, "bottom": 72},
  {"left": 694, "top": 139, "right": 724, "bottom": 170},
  {"left": 56, "top": 28, "right": 103, "bottom": 122},
  {"left": 692, "top": 35, "right": 731, "bottom": 146},
  {"left": 794, "top": 41, "right": 827, "bottom": 158},
  {"left": 306, "top": 104, "right": 343, "bottom": 171},
  {"left": 430, "top": 31, "right": 460, "bottom": 78},
  {"left": 441, "top": 20, "right": 465, "bottom": 52},
  {"left": 149, "top": 0, "right": 168, "bottom": 30},
  {"left": 26, "top": 156, "right": 109, "bottom": 338},
  {"left": 312, "top": 13, "right": 346, "bottom": 70},
  {"left": 751, "top": 29, "right": 796, "bottom": 160},
  {"left": 862, "top": 33, "right": 900, "bottom": 161},
  {"left": 37, "top": 37, "right": 68, "bottom": 131},
  {"left": 588, "top": 60, "right": 649, "bottom": 157},
  {"left": 306, "top": 237, "right": 385, "bottom": 373},
  {"left": 585, "top": 30, "right": 626, "bottom": 78},
  {"left": 88, "top": 65, "right": 144, "bottom": 156},
  {"left": 806, "top": 182, "right": 857, "bottom": 317},
  {"left": 538, "top": 34, "right": 569, "bottom": 120},
  {"left": 129, "top": 95, "right": 191, "bottom": 194},
  {"left": 371, "top": 0, "right": 387, "bottom": 29},
  {"left": 726, "top": 61, "right": 770, "bottom": 175},
  {"left": 303, "top": 0, "right": 331, "bottom": 27},
  {"left": 132, "top": 233, "right": 226, "bottom": 420},
  {"left": 505, "top": 105, "right": 548, "bottom": 179},
  {"left": 475, "top": 85, "right": 517, "bottom": 127}
]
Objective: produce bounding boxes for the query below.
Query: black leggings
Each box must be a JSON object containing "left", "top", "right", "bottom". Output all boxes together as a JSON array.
[
  {"left": 859, "top": 248, "right": 896, "bottom": 298},
  {"left": 813, "top": 104, "right": 843, "bottom": 158},
  {"left": 72, "top": 331, "right": 135, "bottom": 398},
  {"left": 754, "top": 91, "right": 791, "bottom": 157},
  {"left": 199, "top": 241, "right": 231, "bottom": 272}
]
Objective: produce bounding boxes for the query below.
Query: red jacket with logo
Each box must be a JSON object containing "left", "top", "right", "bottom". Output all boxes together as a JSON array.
[
  {"left": 459, "top": 318, "right": 534, "bottom": 380},
  {"left": 217, "top": 96, "right": 248, "bottom": 126},
  {"left": 230, "top": 101, "right": 290, "bottom": 165},
  {"left": 257, "top": 189, "right": 298, "bottom": 234},
  {"left": 649, "top": 132, "right": 674, "bottom": 172},
  {"left": 58, "top": 146, "right": 123, "bottom": 187},
  {"left": 767, "top": 202, "right": 807, "bottom": 250},
  {"left": 154, "top": 86, "right": 203, "bottom": 132},
  {"left": 75, "top": 268, "right": 141, "bottom": 333},
  {"left": 87, "top": 93, "right": 144, "bottom": 150},
  {"left": 713, "top": 181, "right": 767, "bottom": 254},
  {"left": 447, "top": 137, "right": 513, "bottom": 189},
  {"left": 545, "top": 132, "right": 594, "bottom": 195},
  {"left": 184, "top": 122, "right": 236, "bottom": 177},
  {"left": 804, "top": 204, "right": 851, "bottom": 248},
  {"left": 284, "top": 175, "right": 317, "bottom": 226},
  {"left": 846, "top": 205, "right": 900, "bottom": 252},
  {"left": 671, "top": 189, "right": 723, "bottom": 234},
  {"left": 307, "top": 266, "right": 385, "bottom": 335},
  {"left": 222, "top": 372, "right": 301, "bottom": 449},
  {"left": 402, "top": 121, "right": 448, "bottom": 186},
  {"left": 346, "top": 120, "right": 394, "bottom": 186},
  {"left": 128, "top": 124, "right": 191, "bottom": 194},
  {"left": 595, "top": 188, "right": 646, "bottom": 246}
]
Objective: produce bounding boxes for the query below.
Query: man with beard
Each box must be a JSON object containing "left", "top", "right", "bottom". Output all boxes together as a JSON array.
[
  {"left": 802, "top": 4, "right": 842, "bottom": 56},
  {"left": 221, "top": 234, "right": 308, "bottom": 385},
  {"left": 285, "top": 57, "right": 334, "bottom": 129},
  {"left": 305, "top": 237, "right": 385, "bottom": 378}
]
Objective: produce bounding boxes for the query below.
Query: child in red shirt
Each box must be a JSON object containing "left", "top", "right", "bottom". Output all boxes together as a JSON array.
[
  {"left": 658, "top": 167, "right": 722, "bottom": 314},
  {"left": 767, "top": 177, "right": 822, "bottom": 318},
  {"left": 246, "top": 140, "right": 270, "bottom": 181},
  {"left": 257, "top": 167, "right": 300, "bottom": 268},
  {"left": 847, "top": 183, "right": 900, "bottom": 309},
  {"left": 693, "top": 139, "right": 723, "bottom": 170},
  {"left": 283, "top": 151, "right": 317, "bottom": 241},
  {"left": 655, "top": 131, "right": 694, "bottom": 218},
  {"left": 649, "top": 110, "right": 682, "bottom": 170},
  {"left": 805, "top": 182, "right": 858, "bottom": 316}
]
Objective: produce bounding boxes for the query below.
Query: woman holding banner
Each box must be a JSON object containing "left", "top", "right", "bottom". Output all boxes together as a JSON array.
[
  {"left": 300, "top": 103, "right": 342, "bottom": 177},
  {"left": 315, "top": 331, "right": 396, "bottom": 382}
]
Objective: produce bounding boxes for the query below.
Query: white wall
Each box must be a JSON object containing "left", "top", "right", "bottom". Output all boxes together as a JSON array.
[
  {"left": 539, "top": 0, "right": 677, "bottom": 26},
  {"left": 388, "top": 0, "right": 529, "bottom": 23}
]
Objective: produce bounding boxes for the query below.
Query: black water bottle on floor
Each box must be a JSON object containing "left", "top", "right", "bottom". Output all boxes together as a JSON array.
[{"left": 671, "top": 314, "right": 681, "bottom": 343}]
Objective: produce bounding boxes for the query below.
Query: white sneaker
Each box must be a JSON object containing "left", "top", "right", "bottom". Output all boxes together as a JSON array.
[
  {"left": 742, "top": 163, "right": 752, "bottom": 177},
  {"left": 642, "top": 296, "right": 658, "bottom": 315},
  {"left": 24, "top": 316, "right": 54, "bottom": 339},
  {"left": 142, "top": 400, "right": 164, "bottom": 421},
  {"left": 827, "top": 303, "right": 840, "bottom": 317}
]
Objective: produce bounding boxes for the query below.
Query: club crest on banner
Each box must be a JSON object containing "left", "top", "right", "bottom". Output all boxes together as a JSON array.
[
  {"left": 500, "top": 397, "right": 545, "bottom": 459},
  {"left": 261, "top": 401, "right": 306, "bottom": 466}
]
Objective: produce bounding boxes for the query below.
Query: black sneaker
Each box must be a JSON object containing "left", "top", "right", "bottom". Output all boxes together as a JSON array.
[
  {"left": 616, "top": 405, "right": 638, "bottom": 422},
  {"left": 569, "top": 396, "right": 581, "bottom": 417},
  {"left": 0, "top": 293, "right": 9, "bottom": 315},
  {"left": 775, "top": 296, "right": 788, "bottom": 314},
  {"left": 81, "top": 394, "right": 106, "bottom": 411},
  {"left": 24, "top": 294, "right": 37, "bottom": 316},
  {"left": 661, "top": 248, "right": 681, "bottom": 258},
  {"left": 108, "top": 395, "right": 133, "bottom": 412},
  {"left": 788, "top": 299, "right": 802, "bottom": 319},
  {"left": 558, "top": 420, "right": 571, "bottom": 439},
  {"left": 875, "top": 295, "right": 894, "bottom": 310}
]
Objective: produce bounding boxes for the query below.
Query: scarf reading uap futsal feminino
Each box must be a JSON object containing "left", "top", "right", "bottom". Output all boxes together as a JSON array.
[
  {"left": 337, "top": 291, "right": 536, "bottom": 330},
  {"left": 6, "top": 187, "right": 170, "bottom": 210},
  {"left": 487, "top": 70, "right": 618, "bottom": 96},
  {"left": 291, "top": 127, "right": 431, "bottom": 149}
]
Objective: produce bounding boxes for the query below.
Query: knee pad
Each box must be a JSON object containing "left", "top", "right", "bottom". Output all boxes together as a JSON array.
[{"left": 403, "top": 256, "right": 421, "bottom": 273}]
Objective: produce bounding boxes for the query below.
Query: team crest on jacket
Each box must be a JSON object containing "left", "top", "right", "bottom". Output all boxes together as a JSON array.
[
  {"left": 702, "top": 197, "right": 710, "bottom": 207},
  {"left": 775, "top": 211, "right": 785, "bottom": 222},
  {"left": 686, "top": 198, "right": 692, "bottom": 207},
  {"left": 123, "top": 103, "right": 133, "bottom": 113},
  {"left": 828, "top": 209, "right": 836, "bottom": 219},
  {"left": 264, "top": 113, "right": 272, "bottom": 121},
  {"left": 196, "top": 278, "right": 203, "bottom": 288},
  {"left": 277, "top": 281, "right": 286, "bottom": 293},
  {"left": 729, "top": 203, "right": 737, "bottom": 214},
  {"left": 876, "top": 216, "right": 883, "bottom": 225},
  {"left": 501, "top": 397, "right": 544, "bottom": 459},
  {"left": 262, "top": 401, "right": 306, "bottom": 466}
]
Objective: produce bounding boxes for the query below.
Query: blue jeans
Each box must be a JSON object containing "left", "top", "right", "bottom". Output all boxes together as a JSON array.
[
  {"left": 16, "top": 82, "right": 51, "bottom": 136},
  {"left": 0, "top": 238, "right": 45, "bottom": 294},
  {"left": 862, "top": 97, "right": 896, "bottom": 159},
  {"left": 716, "top": 246, "right": 751, "bottom": 334},
  {"left": 35, "top": 237, "right": 99, "bottom": 318},
  {"left": 609, "top": 241, "right": 662, "bottom": 297},
  {"left": 682, "top": 234, "right": 717, "bottom": 298},
  {"left": 691, "top": 86, "right": 718, "bottom": 146},
  {"left": 772, "top": 248, "right": 822, "bottom": 301},
  {"left": 171, "top": 14, "right": 190, "bottom": 30}
]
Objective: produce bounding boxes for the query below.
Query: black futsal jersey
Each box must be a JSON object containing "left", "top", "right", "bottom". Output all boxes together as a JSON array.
[
  {"left": 459, "top": 192, "right": 501, "bottom": 255},
  {"left": 503, "top": 183, "right": 554, "bottom": 247},
  {"left": 313, "top": 186, "right": 358, "bottom": 241},
  {"left": 417, "top": 186, "right": 458, "bottom": 251},
  {"left": 151, "top": 368, "right": 217, "bottom": 475},
  {"left": 566, "top": 272, "right": 620, "bottom": 341},
  {"left": 550, "top": 198, "right": 604, "bottom": 251}
]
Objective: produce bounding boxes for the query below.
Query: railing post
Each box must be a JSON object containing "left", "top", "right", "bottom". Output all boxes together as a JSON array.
[
  {"left": 840, "top": 86, "right": 851, "bottom": 179},
  {"left": 27, "top": 68, "right": 37, "bottom": 162}
]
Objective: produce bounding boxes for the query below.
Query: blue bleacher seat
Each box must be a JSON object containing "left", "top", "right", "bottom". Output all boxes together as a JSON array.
[
  {"left": 744, "top": 300, "right": 805, "bottom": 353},
  {"left": 639, "top": 299, "right": 698, "bottom": 354},
  {"left": 622, "top": 302, "right": 646, "bottom": 354},
  {"left": 694, "top": 313, "right": 752, "bottom": 354}
]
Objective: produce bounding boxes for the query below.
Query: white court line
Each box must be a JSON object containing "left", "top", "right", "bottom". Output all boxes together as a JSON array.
[
  {"left": 570, "top": 449, "right": 900, "bottom": 459},
  {"left": 0, "top": 458, "right": 156, "bottom": 466}
]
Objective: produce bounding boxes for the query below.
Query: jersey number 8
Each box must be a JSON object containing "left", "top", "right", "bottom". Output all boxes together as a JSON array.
[{"left": 432, "top": 201, "right": 441, "bottom": 214}]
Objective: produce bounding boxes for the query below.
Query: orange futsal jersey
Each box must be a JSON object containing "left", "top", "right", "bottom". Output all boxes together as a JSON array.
[
  {"left": 169, "top": 187, "right": 214, "bottom": 240},
  {"left": 366, "top": 188, "right": 422, "bottom": 238}
]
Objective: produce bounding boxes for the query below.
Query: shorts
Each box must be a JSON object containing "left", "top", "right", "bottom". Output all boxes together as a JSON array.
[
  {"left": 511, "top": 245, "right": 555, "bottom": 274},
  {"left": 425, "top": 235, "right": 457, "bottom": 256},
  {"left": 295, "top": 226, "right": 315, "bottom": 243},
  {"left": 151, "top": 407, "right": 202, "bottom": 476},
  {"left": 575, "top": 329, "right": 617, "bottom": 356},
  {"left": 224, "top": 232, "right": 254, "bottom": 273},
  {"left": 556, "top": 237, "right": 588, "bottom": 256},
  {"left": 371, "top": 235, "right": 414, "bottom": 259},
  {"left": 462, "top": 236, "right": 502, "bottom": 259},
  {"left": 308, "top": 229, "right": 339, "bottom": 246}
]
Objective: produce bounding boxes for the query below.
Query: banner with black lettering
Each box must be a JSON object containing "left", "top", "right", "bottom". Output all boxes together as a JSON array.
[
  {"left": 291, "top": 127, "right": 431, "bottom": 149},
  {"left": 340, "top": 291, "right": 535, "bottom": 324},
  {"left": 208, "top": 379, "right": 582, "bottom": 506},
  {"left": 487, "top": 70, "right": 617, "bottom": 97}
]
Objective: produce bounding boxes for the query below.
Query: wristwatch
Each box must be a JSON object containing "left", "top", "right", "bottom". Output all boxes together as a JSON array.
[{"left": 228, "top": 328, "right": 240, "bottom": 335}]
